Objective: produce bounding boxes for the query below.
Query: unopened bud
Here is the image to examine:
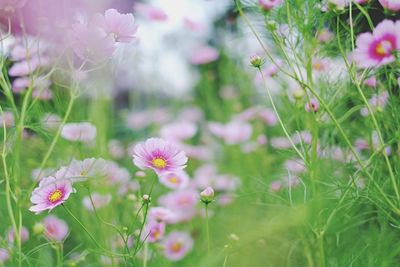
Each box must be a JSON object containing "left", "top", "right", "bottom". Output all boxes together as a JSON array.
[
  {"left": 200, "top": 186, "right": 215, "bottom": 205},
  {"left": 33, "top": 223, "right": 45, "bottom": 235},
  {"left": 142, "top": 194, "right": 151, "bottom": 204},
  {"left": 249, "top": 54, "right": 265, "bottom": 68}
]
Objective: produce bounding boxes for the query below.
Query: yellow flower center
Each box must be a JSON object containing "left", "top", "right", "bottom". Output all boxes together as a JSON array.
[
  {"left": 171, "top": 242, "right": 183, "bottom": 253},
  {"left": 169, "top": 176, "right": 179, "bottom": 184},
  {"left": 376, "top": 40, "right": 392, "bottom": 56},
  {"left": 48, "top": 189, "right": 63, "bottom": 203},
  {"left": 152, "top": 158, "right": 167, "bottom": 169}
]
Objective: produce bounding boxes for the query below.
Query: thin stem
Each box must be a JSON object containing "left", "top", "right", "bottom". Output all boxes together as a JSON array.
[{"left": 205, "top": 204, "right": 211, "bottom": 267}]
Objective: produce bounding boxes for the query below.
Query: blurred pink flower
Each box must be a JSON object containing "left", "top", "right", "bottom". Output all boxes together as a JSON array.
[
  {"left": 190, "top": 46, "right": 219, "bottom": 65},
  {"left": 0, "top": 248, "right": 9, "bottom": 264},
  {"left": 208, "top": 121, "right": 252, "bottom": 145},
  {"left": 316, "top": 28, "right": 334, "bottom": 43},
  {"left": 379, "top": 0, "right": 400, "bottom": 11},
  {"left": 285, "top": 159, "right": 306, "bottom": 173},
  {"left": 40, "top": 113, "right": 60, "bottom": 130},
  {"left": 57, "top": 158, "right": 107, "bottom": 183},
  {"left": 353, "top": 20, "right": 400, "bottom": 68},
  {"left": 43, "top": 215, "right": 69, "bottom": 241},
  {"left": 133, "top": 138, "right": 188, "bottom": 174},
  {"left": 95, "top": 8, "right": 138, "bottom": 43},
  {"left": 142, "top": 220, "right": 165, "bottom": 243},
  {"left": 270, "top": 137, "right": 291, "bottom": 149},
  {"left": 7, "top": 226, "right": 29, "bottom": 244},
  {"left": 29, "top": 175, "right": 75, "bottom": 214},
  {"left": 108, "top": 139, "right": 125, "bottom": 159},
  {"left": 183, "top": 18, "right": 205, "bottom": 31},
  {"left": 269, "top": 180, "right": 282, "bottom": 192},
  {"left": 363, "top": 76, "right": 377, "bottom": 87},
  {"left": 360, "top": 91, "right": 389, "bottom": 116},
  {"left": 8, "top": 57, "right": 49, "bottom": 77},
  {"left": 104, "top": 161, "right": 131, "bottom": 185},
  {"left": 259, "top": 0, "right": 283, "bottom": 11},
  {"left": 70, "top": 19, "right": 116, "bottom": 62},
  {"left": 82, "top": 193, "right": 112, "bottom": 211},
  {"left": 0, "top": 111, "right": 14, "bottom": 127},
  {"left": 134, "top": 3, "right": 168, "bottom": 21},
  {"left": 160, "top": 121, "right": 197, "bottom": 142},
  {"left": 305, "top": 98, "right": 319, "bottom": 112},
  {"left": 148, "top": 207, "right": 176, "bottom": 224},
  {"left": 162, "top": 231, "right": 193, "bottom": 261},
  {"left": 159, "top": 171, "right": 190, "bottom": 190},
  {"left": 61, "top": 122, "right": 97, "bottom": 142}
]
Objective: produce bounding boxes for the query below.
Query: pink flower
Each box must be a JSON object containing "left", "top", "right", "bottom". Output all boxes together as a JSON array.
[
  {"left": 7, "top": 226, "right": 29, "bottom": 244},
  {"left": 0, "top": 248, "right": 9, "bottom": 264},
  {"left": 208, "top": 121, "right": 252, "bottom": 145},
  {"left": 42, "top": 215, "right": 69, "bottom": 241},
  {"left": 379, "top": 0, "right": 400, "bottom": 11},
  {"left": 316, "top": 28, "right": 333, "bottom": 43},
  {"left": 364, "top": 76, "right": 377, "bottom": 87},
  {"left": 353, "top": 20, "right": 400, "bottom": 68},
  {"left": 162, "top": 231, "right": 193, "bottom": 261},
  {"left": 29, "top": 175, "right": 75, "bottom": 214},
  {"left": 159, "top": 171, "right": 190, "bottom": 190},
  {"left": 82, "top": 193, "right": 112, "bottom": 211},
  {"left": 285, "top": 159, "right": 306, "bottom": 173},
  {"left": 41, "top": 113, "right": 61, "bottom": 131},
  {"left": 270, "top": 180, "right": 282, "bottom": 192},
  {"left": 148, "top": 207, "right": 176, "bottom": 224},
  {"left": 160, "top": 121, "right": 197, "bottom": 142},
  {"left": 305, "top": 98, "right": 319, "bottom": 112},
  {"left": 96, "top": 9, "right": 138, "bottom": 43},
  {"left": 0, "top": 111, "right": 14, "bottom": 127},
  {"left": 8, "top": 57, "right": 49, "bottom": 76},
  {"left": 104, "top": 161, "right": 131, "bottom": 185},
  {"left": 190, "top": 46, "right": 219, "bottom": 65},
  {"left": 271, "top": 137, "right": 292, "bottom": 149},
  {"left": 70, "top": 19, "right": 116, "bottom": 62},
  {"left": 133, "top": 138, "right": 188, "bottom": 174},
  {"left": 57, "top": 158, "right": 107, "bottom": 183},
  {"left": 61, "top": 122, "right": 97, "bottom": 142},
  {"left": 259, "top": 0, "right": 283, "bottom": 11},
  {"left": 134, "top": 3, "right": 168, "bottom": 21},
  {"left": 108, "top": 140, "right": 125, "bottom": 159},
  {"left": 159, "top": 189, "right": 198, "bottom": 223},
  {"left": 142, "top": 220, "right": 165, "bottom": 243}
]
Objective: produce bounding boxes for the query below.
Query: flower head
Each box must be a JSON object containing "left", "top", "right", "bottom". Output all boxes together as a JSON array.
[
  {"left": 200, "top": 186, "right": 215, "bottom": 204},
  {"left": 353, "top": 20, "right": 400, "bottom": 68},
  {"left": 379, "top": 0, "right": 400, "bottom": 12},
  {"left": 158, "top": 171, "right": 190, "bottom": 190},
  {"left": 56, "top": 158, "right": 107, "bottom": 183},
  {"left": 259, "top": 0, "right": 283, "bottom": 11},
  {"left": 61, "top": 122, "right": 97, "bottom": 142},
  {"left": 162, "top": 231, "right": 193, "bottom": 261},
  {"left": 29, "top": 175, "right": 75, "bottom": 214},
  {"left": 305, "top": 98, "right": 319, "bottom": 112},
  {"left": 142, "top": 220, "right": 165, "bottom": 243},
  {"left": 42, "top": 215, "right": 69, "bottom": 241},
  {"left": 96, "top": 9, "right": 138, "bottom": 43},
  {"left": 133, "top": 138, "right": 188, "bottom": 174}
]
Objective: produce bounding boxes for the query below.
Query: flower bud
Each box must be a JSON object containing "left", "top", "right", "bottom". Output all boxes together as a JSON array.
[
  {"left": 142, "top": 194, "right": 151, "bottom": 204},
  {"left": 33, "top": 223, "right": 45, "bottom": 235},
  {"left": 200, "top": 186, "right": 215, "bottom": 205},
  {"left": 249, "top": 54, "right": 265, "bottom": 68}
]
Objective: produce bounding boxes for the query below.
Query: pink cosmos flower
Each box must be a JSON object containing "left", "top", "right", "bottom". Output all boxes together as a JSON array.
[
  {"left": 82, "top": 193, "right": 112, "bottom": 211},
  {"left": 0, "top": 248, "right": 9, "bottom": 264},
  {"left": 95, "top": 9, "right": 138, "bottom": 43},
  {"left": 190, "top": 46, "right": 219, "bottom": 65},
  {"left": 270, "top": 137, "right": 292, "bottom": 149},
  {"left": 0, "top": 111, "right": 14, "bottom": 127},
  {"left": 259, "top": 0, "right": 283, "bottom": 11},
  {"left": 141, "top": 220, "right": 165, "bottom": 243},
  {"left": 285, "top": 159, "right": 306, "bottom": 173},
  {"left": 134, "top": 3, "right": 168, "bottom": 21},
  {"left": 8, "top": 57, "right": 49, "bottom": 77},
  {"left": 57, "top": 158, "right": 107, "bottom": 183},
  {"left": 7, "top": 226, "right": 29, "bottom": 244},
  {"left": 316, "top": 28, "right": 334, "bottom": 43},
  {"left": 160, "top": 121, "right": 197, "bottom": 142},
  {"left": 41, "top": 113, "right": 61, "bottom": 131},
  {"left": 29, "top": 175, "right": 75, "bottom": 214},
  {"left": 353, "top": 20, "right": 400, "bottom": 68},
  {"left": 148, "top": 207, "right": 176, "bottom": 224},
  {"left": 159, "top": 189, "right": 198, "bottom": 223},
  {"left": 43, "top": 215, "right": 69, "bottom": 241},
  {"left": 70, "top": 19, "right": 116, "bottom": 62},
  {"left": 162, "top": 231, "right": 193, "bottom": 261},
  {"left": 360, "top": 91, "right": 389, "bottom": 116},
  {"left": 159, "top": 171, "right": 190, "bottom": 190},
  {"left": 104, "top": 161, "right": 131, "bottom": 185},
  {"left": 269, "top": 180, "right": 282, "bottom": 192},
  {"left": 208, "top": 121, "right": 252, "bottom": 145},
  {"left": 305, "top": 98, "right": 319, "bottom": 112},
  {"left": 379, "top": 0, "right": 400, "bottom": 11},
  {"left": 61, "top": 122, "right": 97, "bottom": 142},
  {"left": 364, "top": 76, "right": 377, "bottom": 87},
  {"left": 133, "top": 138, "right": 188, "bottom": 174},
  {"left": 108, "top": 140, "right": 125, "bottom": 159}
]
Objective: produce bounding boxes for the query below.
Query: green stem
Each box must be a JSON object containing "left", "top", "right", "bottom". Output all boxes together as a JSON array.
[{"left": 205, "top": 204, "right": 211, "bottom": 267}]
